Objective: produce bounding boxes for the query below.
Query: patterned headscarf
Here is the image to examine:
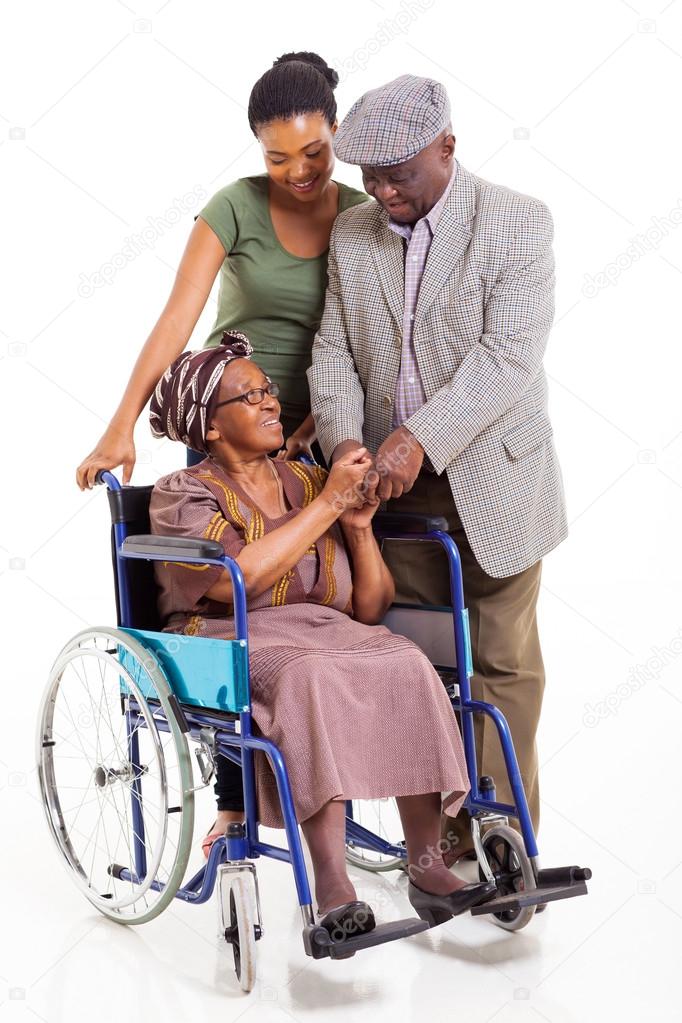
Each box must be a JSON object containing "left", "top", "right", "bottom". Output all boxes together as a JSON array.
[{"left": 149, "top": 330, "right": 253, "bottom": 454}]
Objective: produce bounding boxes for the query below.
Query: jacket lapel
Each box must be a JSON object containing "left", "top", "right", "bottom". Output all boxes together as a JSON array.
[
  {"left": 369, "top": 218, "right": 405, "bottom": 332},
  {"left": 414, "top": 161, "right": 477, "bottom": 327}
]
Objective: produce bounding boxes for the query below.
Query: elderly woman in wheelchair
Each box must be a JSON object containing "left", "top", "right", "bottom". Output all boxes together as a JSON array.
[{"left": 146, "top": 331, "right": 497, "bottom": 941}]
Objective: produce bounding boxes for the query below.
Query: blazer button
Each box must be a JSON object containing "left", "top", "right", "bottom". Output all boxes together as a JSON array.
[{"left": 383, "top": 395, "right": 393, "bottom": 407}]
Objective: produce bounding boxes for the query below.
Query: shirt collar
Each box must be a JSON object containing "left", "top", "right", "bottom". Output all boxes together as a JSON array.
[{"left": 387, "top": 160, "right": 457, "bottom": 241}]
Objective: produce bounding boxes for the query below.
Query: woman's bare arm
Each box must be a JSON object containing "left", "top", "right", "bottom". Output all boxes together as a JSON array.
[
  {"left": 204, "top": 493, "right": 339, "bottom": 604},
  {"left": 76, "top": 218, "right": 227, "bottom": 489},
  {"left": 204, "top": 451, "right": 372, "bottom": 604},
  {"left": 341, "top": 524, "right": 395, "bottom": 625}
]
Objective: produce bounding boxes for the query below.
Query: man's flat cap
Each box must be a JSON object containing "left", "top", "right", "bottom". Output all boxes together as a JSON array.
[{"left": 334, "top": 74, "right": 450, "bottom": 167}]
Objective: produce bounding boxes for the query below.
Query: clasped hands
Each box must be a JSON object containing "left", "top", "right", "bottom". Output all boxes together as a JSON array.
[{"left": 327, "top": 426, "right": 425, "bottom": 529}]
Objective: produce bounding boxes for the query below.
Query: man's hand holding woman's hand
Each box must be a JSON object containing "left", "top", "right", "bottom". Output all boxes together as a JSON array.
[
  {"left": 331, "top": 425, "right": 425, "bottom": 504},
  {"left": 322, "top": 445, "right": 381, "bottom": 530},
  {"left": 322, "top": 446, "right": 372, "bottom": 512}
]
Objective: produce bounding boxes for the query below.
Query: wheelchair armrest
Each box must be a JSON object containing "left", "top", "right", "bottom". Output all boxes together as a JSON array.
[
  {"left": 122, "top": 534, "right": 224, "bottom": 560},
  {"left": 373, "top": 512, "right": 449, "bottom": 535}
]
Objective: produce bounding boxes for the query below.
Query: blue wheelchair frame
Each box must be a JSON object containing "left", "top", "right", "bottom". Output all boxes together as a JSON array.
[
  {"left": 100, "top": 468, "right": 588, "bottom": 951},
  {"left": 348, "top": 520, "right": 537, "bottom": 865},
  {"left": 103, "top": 469, "right": 317, "bottom": 917}
]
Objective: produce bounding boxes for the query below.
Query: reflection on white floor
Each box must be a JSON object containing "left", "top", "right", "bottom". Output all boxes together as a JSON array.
[{"left": 4, "top": 720, "right": 678, "bottom": 1023}]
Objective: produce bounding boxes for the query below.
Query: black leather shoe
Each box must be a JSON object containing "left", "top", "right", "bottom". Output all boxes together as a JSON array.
[
  {"left": 317, "top": 900, "right": 376, "bottom": 944},
  {"left": 408, "top": 879, "right": 498, "bottom": 927}
]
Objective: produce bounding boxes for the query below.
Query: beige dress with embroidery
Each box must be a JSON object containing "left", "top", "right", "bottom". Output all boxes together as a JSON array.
[{"left": 149, "top": 456, "right": 470, "bottom": 829}]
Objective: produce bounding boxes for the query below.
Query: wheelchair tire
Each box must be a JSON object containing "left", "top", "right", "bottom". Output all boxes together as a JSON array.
[
  {"left": 37, "top": 627, "right": 194, "bottom": 924},
  {"left": 224, "top": 875, "right": 257, "bottom": 993},
  {"left": 478, "top": 824, "right": 537, "bottom": 931},
  {"left": 344, "top": 797, "right": 407, "bottom": 873}
]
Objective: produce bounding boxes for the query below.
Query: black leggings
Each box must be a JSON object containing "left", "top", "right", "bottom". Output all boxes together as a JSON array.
[
  {"left": 185, "top": 414, "right": 326, "bottom": 813},
  {"left": 213, "top": 754, "right": 245, "bottom": 811}
]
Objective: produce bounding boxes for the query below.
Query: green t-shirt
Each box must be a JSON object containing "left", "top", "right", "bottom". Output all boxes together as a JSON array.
[{"left": 195, "top": 175, "right": 368, "bottom": 421}]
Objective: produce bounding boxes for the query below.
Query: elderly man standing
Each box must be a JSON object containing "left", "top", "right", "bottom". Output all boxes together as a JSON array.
[{"left": 308, "top": 75, "right": 567, "bottom": 865}]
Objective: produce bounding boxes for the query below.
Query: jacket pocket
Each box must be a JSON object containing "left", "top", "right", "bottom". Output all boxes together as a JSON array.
[{"left": 502, "top": 412, "right": 554, "bottom": 460}]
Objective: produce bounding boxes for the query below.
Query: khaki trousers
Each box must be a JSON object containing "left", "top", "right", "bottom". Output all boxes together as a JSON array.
[{"left": 381, "top": 470, "right": 545, "bottom": 855}]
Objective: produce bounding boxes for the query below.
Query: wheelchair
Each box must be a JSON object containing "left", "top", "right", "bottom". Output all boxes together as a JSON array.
[{"left": 37, "top": 468, "right": 591, "bottom": 992}]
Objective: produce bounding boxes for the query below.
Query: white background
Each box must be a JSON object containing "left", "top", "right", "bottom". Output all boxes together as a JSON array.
[{"left": 1, "top": 0, "right": 681, "bottom": 1020}]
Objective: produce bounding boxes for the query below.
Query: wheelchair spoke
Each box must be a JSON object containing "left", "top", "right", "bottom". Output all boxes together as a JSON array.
[
  {"left": 53, "top": 678, "right": 100, "bottom": 764},
  {"left": 39, "top": 629, "right": 194, "bottom": 923},
  {"left": 74, "top": 654, "right": 126, "bottom": 765},
  {"left": 96, "top": 786, "right": 142, "bottom": 899},
  {"left": 345, "top": 797, "right": 406, "bottom": 872}
]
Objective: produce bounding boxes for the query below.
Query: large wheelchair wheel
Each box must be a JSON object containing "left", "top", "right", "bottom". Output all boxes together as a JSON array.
[
  {"left": 345, "top": 797, "right": 406, "bottom": 873},
  {"left": 37, "top": 627, "right": 194, "bottom": 924}
]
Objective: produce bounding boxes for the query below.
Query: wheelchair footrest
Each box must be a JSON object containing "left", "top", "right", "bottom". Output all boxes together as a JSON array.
[
  {"left": 304, "top": 917, "right": 429, "bottom": 959},
  {"left": 536, "top": 864, "right": 592, "bottom": 886},
  {"left": 470, "top": 881, "right": 588, "bottom": 916}
]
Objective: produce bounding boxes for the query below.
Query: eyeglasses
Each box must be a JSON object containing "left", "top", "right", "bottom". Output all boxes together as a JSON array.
[{"left": 212, "top": 380, "right": 280, "bottom": 410}]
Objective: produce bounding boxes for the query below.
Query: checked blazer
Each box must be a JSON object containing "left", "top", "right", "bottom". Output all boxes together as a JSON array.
[{"left": 307, "top": 158, "right": 567, "bottom": 579}]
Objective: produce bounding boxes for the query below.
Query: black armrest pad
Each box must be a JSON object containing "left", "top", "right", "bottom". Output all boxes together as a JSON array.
[
  {"left": 122, "top": 534, "right": 224, "bottom": 560},
  {"left": 373, "top": 512, "right": 449, "bottom": 535}
]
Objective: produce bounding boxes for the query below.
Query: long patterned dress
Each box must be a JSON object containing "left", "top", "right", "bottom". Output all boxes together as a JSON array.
[{"left": 149, "top": 455, "right": 470, "bottom": 829}]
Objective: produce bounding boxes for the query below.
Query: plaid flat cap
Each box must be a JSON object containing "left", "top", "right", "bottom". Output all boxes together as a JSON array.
[{"left": 334, "top": 74, "right": 450, "bottom": 167}]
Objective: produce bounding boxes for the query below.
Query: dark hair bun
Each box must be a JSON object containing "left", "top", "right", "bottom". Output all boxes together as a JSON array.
[
  {"left": 273, "top": 51, "right": 339, "bottom": 91},
  {"left": 248, "top": 51, "right": 339, "bottom": 134}
]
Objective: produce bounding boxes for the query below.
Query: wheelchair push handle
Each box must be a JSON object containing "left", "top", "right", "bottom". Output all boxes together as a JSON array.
[{"left": 95, "top": 469, "right": 121, "bottom": 490}]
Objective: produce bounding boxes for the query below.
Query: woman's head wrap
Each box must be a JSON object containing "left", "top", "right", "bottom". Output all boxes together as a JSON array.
[{"left": 149, "top": 330, "right": 253, "bottom": 454}]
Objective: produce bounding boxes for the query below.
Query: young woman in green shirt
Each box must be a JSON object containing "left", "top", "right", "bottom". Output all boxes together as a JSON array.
[
  {"left": 75, "top": 51, "right": 368, "bottom": 851},
  {"left": 76, "top": 50, "right": 367, "bottom": 485}
]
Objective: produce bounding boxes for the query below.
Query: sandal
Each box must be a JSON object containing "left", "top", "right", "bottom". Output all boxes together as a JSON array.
[{"left": 201, "top": 820, "right": 226, "bottom": 860}]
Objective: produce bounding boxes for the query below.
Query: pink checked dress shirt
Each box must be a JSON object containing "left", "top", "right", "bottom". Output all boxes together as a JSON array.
[{"left": 388, "top": 162, "right": 457, "bottom": 430}]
